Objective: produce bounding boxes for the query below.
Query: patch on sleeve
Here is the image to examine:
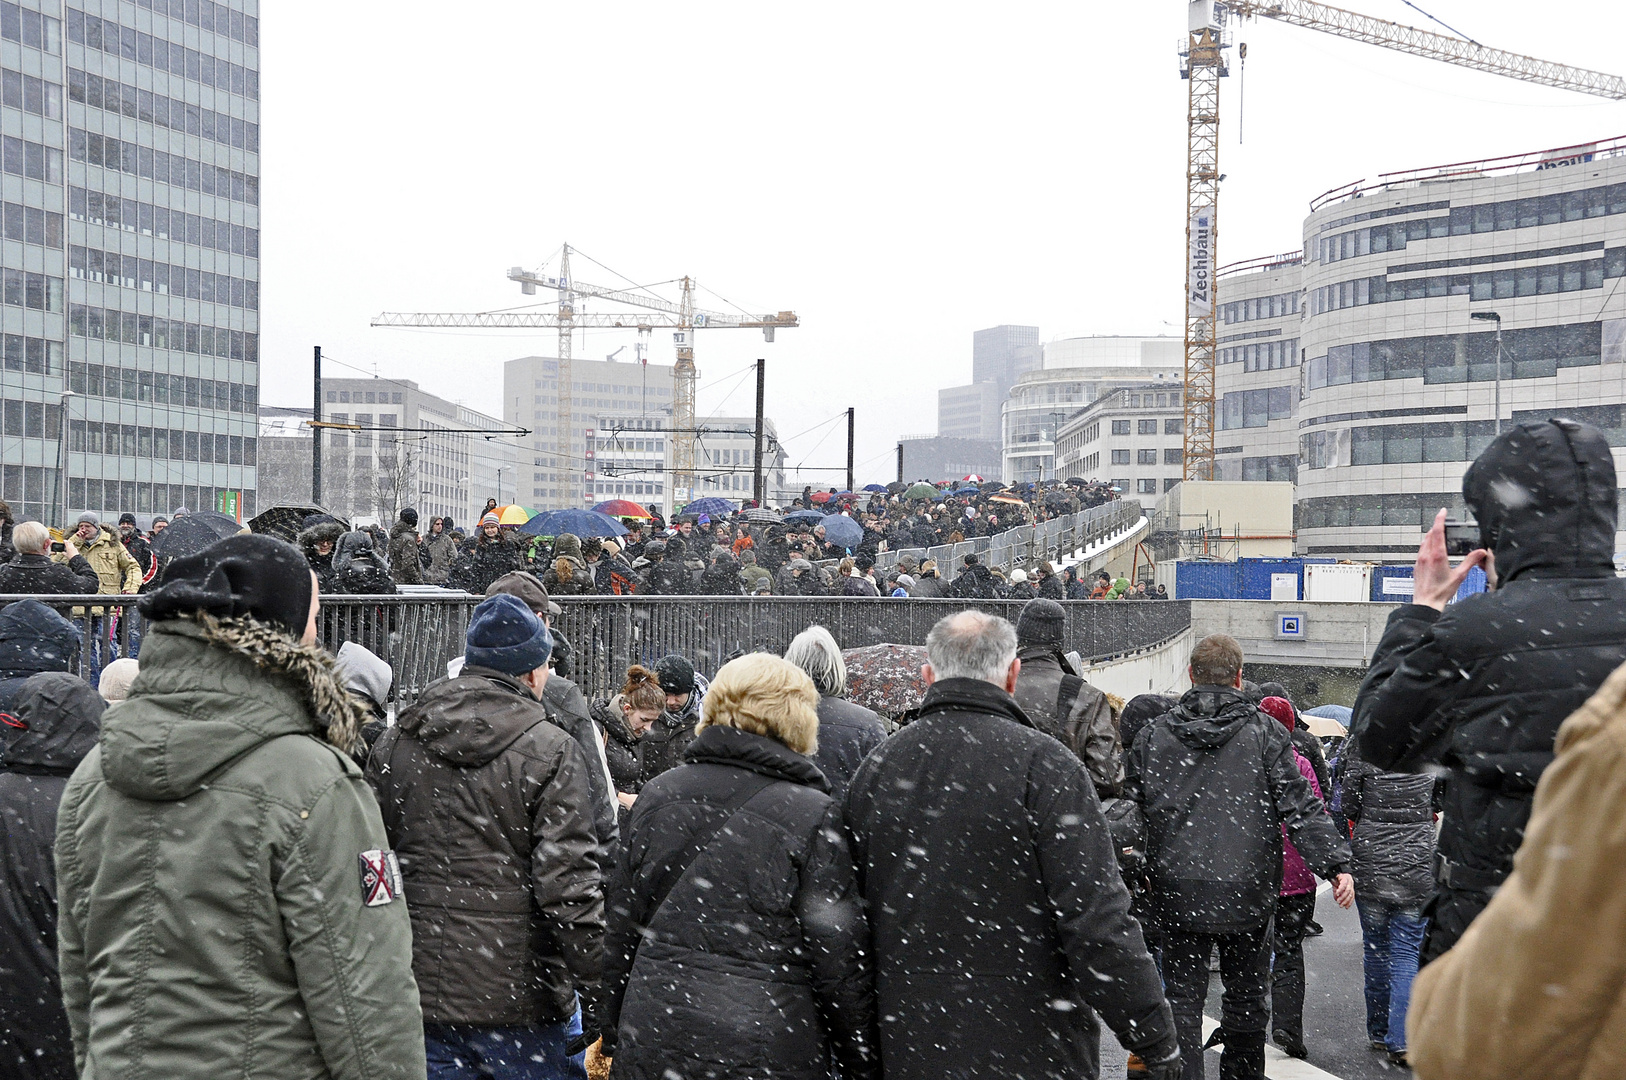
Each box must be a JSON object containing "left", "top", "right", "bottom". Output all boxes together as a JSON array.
[{"left": 358, "top": 849, "right": 403, "bottom": 907}]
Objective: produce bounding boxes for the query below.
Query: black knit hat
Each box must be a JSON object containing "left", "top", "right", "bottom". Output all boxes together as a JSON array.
[
  {"left": 653, "top": 652, "right": 695, "bottom": 695},
  {"left": 400, "top": 507, "right": 418, "bottom": 527},
  {"left": 1016, "top": 597, "right": 1066, "bottom": 649},
  {"left": 139, "top": 534, "right": 315, "bottom": 637}
]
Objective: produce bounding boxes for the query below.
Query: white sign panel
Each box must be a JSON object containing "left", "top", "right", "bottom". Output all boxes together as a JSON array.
[
  {"left": 1270, "top": 573, "right": 1299, "bottom": 601},
  {"left": 1381, "top": 575, "right": 1416, "bottom": 596},
  {"left": 1188, "top": 208, "right": 1214, "bottom": 317}
]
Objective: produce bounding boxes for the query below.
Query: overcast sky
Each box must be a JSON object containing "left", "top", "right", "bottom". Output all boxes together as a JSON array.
[{"left": 260, "top": 0, "right": 1626, "bottom": 487}]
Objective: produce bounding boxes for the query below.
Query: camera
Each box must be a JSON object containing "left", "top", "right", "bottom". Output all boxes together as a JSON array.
[
  {"left": 1441, "top": 520, "right": 1481, "bottom": 557},
  {"left": 50, "top": 541, "right": 66, "bottom": 552}
]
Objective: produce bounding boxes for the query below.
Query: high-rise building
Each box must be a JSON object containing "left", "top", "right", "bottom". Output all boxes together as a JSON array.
[
  {"left": 0, "top": 1, "right": 262, "bottom": 525},
  {"left": 936, "top": 381, "right": 1001, "bottom": 440},
  {"left": 972, "top": 324, "right": 1041, "bottom": 397},
  {"left": 588, "top": 411, "right": 788, "bottom": 517}
]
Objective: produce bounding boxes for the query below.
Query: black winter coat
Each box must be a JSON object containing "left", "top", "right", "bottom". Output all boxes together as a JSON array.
[
  {"left": 542, "top": 673, "right": 619, "bottom": 877},
  {"left": 0, "top": 601, "right": 81, "bottom": 715},
  {"left": 332, "top": 531, "right": 398, "bottom": 595},
  {"left": 1353, "top": 418, "right": 1626, "bottom": 956},
  {"left": 843, "top": 677, "right": 1176, "bottom": 1079},
  {"left": 641, "top": 691, "right": 701, "bottom": 781},
  {"left": 603, "top": 725, "right": 879, "bottom": 1080},
  {"left": 808, "top": 694, "right": 886, "bottom": 803},
  {"left": 1340, "top": 747, "right": 1437, "bottom": 909},
  {"left": 1125, "top": 687, "right": 1350, "bottom": 933},
  {"left": 947, "top": 563, "right": 998, "bottom": 599},
  {"left": 908, "top": 573, "right": 945, "bottom": 598},
  {"left": 296, "top": 522, "right": 344, "bottom": 594},
  {"left": 452, "top": 534, "right": 525, "bottom": 594},
  {"left": 0, "top": 553, "right": 99, "bottom": 604},
  {"left": 0, "top": 673, "right": 103, "bottom": 1080},
  {"left": 640, "top": 558, "right": 695, "bottom": 596}
]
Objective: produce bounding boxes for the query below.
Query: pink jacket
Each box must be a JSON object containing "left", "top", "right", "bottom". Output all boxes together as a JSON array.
[{"left": 1281, "top": 747, "right": 1323, "bottom": 896}]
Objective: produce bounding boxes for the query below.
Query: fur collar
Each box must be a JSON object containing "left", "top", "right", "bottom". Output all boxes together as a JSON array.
[{"left": 188, "top": 612, "right": 369, "bottom": 754}]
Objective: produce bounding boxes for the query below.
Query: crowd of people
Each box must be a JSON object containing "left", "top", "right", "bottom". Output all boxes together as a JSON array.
[{"left": 1, "top": 423, "right": 1623, "bottom": 1080}]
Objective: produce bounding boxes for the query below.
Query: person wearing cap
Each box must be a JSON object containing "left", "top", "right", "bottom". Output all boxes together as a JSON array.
[
  {"left": 387, "top": 508, "right": 425, "bottom": 587},
  {"left": 116, "top": 513, "right": 156, "bottom": 592},
  {"left": 1011, "top": 598, "right": 1122, "bottom": 800},
  {"left": 55, "top": 512, "right": 140, "bottom": 599},
  {"left": 96, "top": 656, "right": 139, "bottom": 704},
  {"left": 453, "top": 511, "right": 525, "bottom": 594},
  {"left": 54, "top": 534, "right": 424, "bottom": 1079},
  {"left": 642, "top": 653, "right": 706, "bottom": 783},
  {"left": 366, "top": 593, "right": 603, "bottom": 1079}
]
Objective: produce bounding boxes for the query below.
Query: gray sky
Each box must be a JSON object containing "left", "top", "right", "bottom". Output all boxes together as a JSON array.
[{"left": 260, "top": 0, "right": 1626, "bottom": 488}]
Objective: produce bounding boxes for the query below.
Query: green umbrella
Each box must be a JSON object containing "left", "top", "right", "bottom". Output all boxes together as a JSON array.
[{"left": 904, "top": 482, "right": 937, "bottom": 500}]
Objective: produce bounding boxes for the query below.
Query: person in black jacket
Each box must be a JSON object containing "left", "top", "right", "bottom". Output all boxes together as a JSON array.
[
  {"left": 947, "top": 553, "right": 998, "bottom": 599},
  {"left": 0, "top": 599, "right": 81, "bottom": 715},
  {"left": 783, "top": 624, "right": 886, "bottom": 802},
  {"left": 0, "top": 671, "right": 105, "bottom": 1080},
  {"left": 600, "top": 653, "right": 878, "bottom": 1080},
  {"left": 1126, "top": 634, "right": 1353, "bottom": 1080},
  {"left": 1352, "top": 419, "right": 1626, "bottom": 961},
  {"left": 331, "top": 530, "right": 397, "bottom": 595},
  {"left": 452, "top": 513, "right": 526, "bottom": 594},
  {"left": 844, "top": 610, "right": 1181, "bottom": 1080},
  {"left": 0, "top": 522, "right": 100, "bottom": 603},
  {"left": 590, "top": 665, "right": 667, "bottom": 824},
  {"left": 642, "top": 653, "right": 704, "bottom": 781},
  {"left": 294, "top": 518, "right": 345, "bottom": 594}
]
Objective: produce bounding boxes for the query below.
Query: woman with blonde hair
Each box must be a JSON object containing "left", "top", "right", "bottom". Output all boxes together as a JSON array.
[
  {"left": 590, "top": 665, "right": 667, "bottom": 817},
  {"left": 597, "top": 653, "right": 878, "bottom": 1080}
]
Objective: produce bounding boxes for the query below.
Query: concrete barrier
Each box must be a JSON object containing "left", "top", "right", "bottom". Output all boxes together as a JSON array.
[
  {"left": 1080, "top": 627, "right": 1195, "bottom": 700},
  {"left": 1189, "top": 599, "right": 1399, "bottom": 668}
]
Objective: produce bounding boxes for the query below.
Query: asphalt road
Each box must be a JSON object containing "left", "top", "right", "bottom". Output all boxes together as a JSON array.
[{"left": 1101, "top": 884, "right": 1414, "bottom": 1080}]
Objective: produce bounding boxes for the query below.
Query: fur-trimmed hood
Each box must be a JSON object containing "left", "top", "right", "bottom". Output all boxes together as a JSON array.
[
  {"left": 296, "top": 521, "right": 345, "bottom": 562},
  {"left": 98, "top": 614, "right": 370, "bottom": 801}
]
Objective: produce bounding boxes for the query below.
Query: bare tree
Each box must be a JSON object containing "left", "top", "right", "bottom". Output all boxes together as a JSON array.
[{"left": 375, "top": 435, "right": 419, "bottom": 523}]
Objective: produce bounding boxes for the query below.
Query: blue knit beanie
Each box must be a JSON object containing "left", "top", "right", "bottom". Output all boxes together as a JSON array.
[{"left": 464, "top": 593, "right": 553, "bottom": 676}]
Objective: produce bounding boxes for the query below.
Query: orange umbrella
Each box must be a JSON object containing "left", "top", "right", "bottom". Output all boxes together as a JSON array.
[{"left": 494, "top": 504, "right": 536, "bottom": 525}]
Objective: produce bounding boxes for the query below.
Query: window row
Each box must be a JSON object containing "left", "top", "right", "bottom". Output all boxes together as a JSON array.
[
  {"left": 1, "top": 68, "right": 61, "bottom": 118},
  {"left": 70, "top": 244, "right": 259, "bottom": 310},
  {"left": 1310, "top": 249, "right": 1624, "bottom": 316},
  {"left": 1306, "top": 320, "right": 1605, "bottom": 391},
  {"left": 0, "top": 397, "right": 62, "bottom": 438},
  {"left": 1, "top": 134, "right": 64, "bottom": 184},
  {"left": 1219, "top": 385, "right": 1295, "bottom": 430},
  {"left": 70, "top": 69, "right": 259, "bottom": 154},
  {"left": 69, "top": 304, "right": 259, "bottom": 364},
  {"left": 1220, "top": 290, "right": 1301, "bottom": 324},
  {"left": 1220, "top": 337, "right": 1300, "bottom": 371},
  {"left": 1241, "top": 454, "right": 1296, "bottom": 483},
  {"left": 66, "top": 360, "right": 258, "bottom": 413},
  {"left": 70, "top": 129, "right": 259, "bottom": 206},
  {"left": 0, "top": 333, "right": 62, "bottom": 374},
  {"left": 0, "top": 464, "right": 60, "bottom": 527},
  {"left": 1298, "top": 492, "right": 1468, "bottom": 531},
  {"left": 66, "top": 478, "right": 252, "bottom": 519},
  {"left": 67, "top": 9, "right": 259, "bottom": 101},
  {"left": 0, "top": 200, "right": 64, "bottom": 247},
  {"left": 327, "top": 389, "right": 404, "bottom": 404},
  {"left": 1, "top": 269, "right": 62, "bottom": 312},
  {"left": 129, "top": 0, "right": 258, "bottom": 48},
  {"left": 1318, "top": 184, "right": 1626, "bottom": 265},
  {"left": 70, "top": 187, "right": 258, "bottom": 258},
  {"left": 69, "top": 419, "right": 254, "bottom": 464},
  {"left": 0, "top": 3, "right": 60, "bottom": 54},
  {"left": 1299, "top": 420, "right": 1502, "bottom": 470}
]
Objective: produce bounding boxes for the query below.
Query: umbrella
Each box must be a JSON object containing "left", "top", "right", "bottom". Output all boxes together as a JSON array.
[
  {"left": 979, "top": 481, "right": 1008, "bottom": 492},
  {"left": 784, "top": 509, "right": 825, "bottom": 524},
  {"left": 148, "top": 510, "right": 248, "bottom": 557},
  {"left": 954, "top": 482, "right": 981, "bottom": 492},
  {"left": 904, "top": 483, "right": 937, "bottom": 500},
  {"left": 591, "top": 499, "right": 653, "bottom": 520},
  {"left": 247, "top": 504, "right": 348, "bottom": 543},
  {"left": 682, "top": 497, "right": 739, "bottom": 517},
  {"left": 1066, "top": 477, "right": 1089, "bottom": 485},
  {"left": 843, "top": 644, "right": 929, "bottom": 720},
  {"left": 494, "top": 504, "right": 537, "bottom": 526},
  {"left": 989, "top": 493, "right": 1026, "bottom": 506},
  {"left": 739, "top": 507, "right": 781, "bottom": 524},
  {"left": 819, "top": 514, "right": 864, "bottom": 549},
  {"left": 862, "top": 484, "right": 887, "bottom": 493},
  {"left": 961, "top": 474, "right": 984, "bottom": 483},
  {"left": 809, "top": 491, "right": 833, "bottom": 504},
  {"left": 885, "top": 481, "right": 909, "bottom": 494},
  {"left": 516, "top": 508, "right": 629, "bottom": 538}
]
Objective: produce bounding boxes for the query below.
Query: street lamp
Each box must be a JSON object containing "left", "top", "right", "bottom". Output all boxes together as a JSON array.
[
  {"left": 1471, "top": 311, "right": 1503, "bottom": 436},
  {"left": 495, "top": 466, "right": 506, "bottom": 506},
  {"left": 56, "top": 390, "right": 76, "bottom": 527}
]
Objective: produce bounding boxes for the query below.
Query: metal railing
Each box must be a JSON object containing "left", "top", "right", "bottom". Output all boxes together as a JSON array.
[
  {"left": 1, "top": 590, "right": 1189, "bottom": 706},
  {"left": 870, "top": 499, "right": 1143, "bottom": 576}
]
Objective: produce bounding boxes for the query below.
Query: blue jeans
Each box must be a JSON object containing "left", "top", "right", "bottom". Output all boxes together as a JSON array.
[
  {"left": 423, "top": 1012, "right": 586, "bottom": 1080},
  {"left": 1356, "top": 899, "right": 1428, "bottom": 1052}
]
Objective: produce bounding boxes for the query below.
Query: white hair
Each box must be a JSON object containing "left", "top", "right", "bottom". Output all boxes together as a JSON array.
[
  {"left": 784, "top": 624, "right": 846, "bottom": 697},
  {"left": 13, "top": 521, "right": 49, "bottom": 555},
  {"left": 925, "top": 610, "right": 1018, "bottom": 685}
]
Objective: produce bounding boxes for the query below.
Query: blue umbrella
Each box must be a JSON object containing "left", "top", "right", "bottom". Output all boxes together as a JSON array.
[
  {"left": 862, "top": 484, "right": 887, "bottom": 493},
  {"left": 516, "top": 508, "right": 628, "bottom": 538},
  {"left": 682, "top": 497, "right": 739, "bottom": 517},
  {"left": 784, "top": 508, "right": 826, "bottom": 524},
  {"left": 819, "top": 514, "right": 864, "bottom": 549}
]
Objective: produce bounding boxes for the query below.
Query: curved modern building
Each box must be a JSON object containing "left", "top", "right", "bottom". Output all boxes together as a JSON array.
[{"left": 1294, "top": 138, "right": 1626, "bottom": 559}]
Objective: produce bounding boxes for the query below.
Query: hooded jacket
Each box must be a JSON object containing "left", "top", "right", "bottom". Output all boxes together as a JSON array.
[
  {"left": 1339, "top": 745, "right": 1438, "bottom": 909},
  {"left": 0, "top": 673, "right": 103, "bottom": 1080},
  {"left": 843, "top": 677, "right": 1176, "bottom": 1079},
  {"left": 365, "top": 667, "right": 604, "bottom": 1026},
  {"left": 1125, "top": 686, "right": 1350, "bottom": 933},
  {"left": 297, "top": 522, "right": 346, "bottom": 594},
  {"left": 1012, "top": 646, "right": 1122, "bottom": 799},
  {"left": 53, "top": 616, "right": 424, "bottom": 1080},
  {"left": 421, "top": 529, "right": 458, "bottom": 585},
  {"left": 0, "top": 600, "right": 81, "bottom": 714},
  {"left": 602, "top": 725, "right": 878, "bottom": 1080},
  {"left": 332, "top": 531, "right": 397, "bottom": 595},
  {"left": 1353, "top": 418, "right": 1626, "bottom": 957},
  {"left": 540, "top": 534, "right": 595, "bottom": 596},
  {"left": 947, "top": 562, "right": 998, "bottom": 599},
  {"left": 387, "top": 521, "right": 424, "bottom": 586},
  {"left": 640, "top": 684, "right": 704, "bottom": 783},
  {"left": 54, "top": 527, "right": 139, "bottom": 597}
]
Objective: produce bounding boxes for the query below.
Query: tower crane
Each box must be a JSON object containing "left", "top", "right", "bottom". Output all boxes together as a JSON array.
[
  {"left": 1179, "top": 0, "right": 1626, "bottom": 481},
  {"left": 372, "top": 251, "right": 796, "bottom": 506}
]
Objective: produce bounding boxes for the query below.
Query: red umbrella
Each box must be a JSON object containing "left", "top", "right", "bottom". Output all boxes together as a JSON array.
[
  {"left": 810, "top": 491, "right": 833, "bottom": 504},
  {"left": 591, "top": 499, "right": 653, "bottom": 519},
  {"left": 842, "top": 644, "right": 929, "bottom": 720},
  {"left": 961, "top": 474, "right": 984, "bottom": 483}
]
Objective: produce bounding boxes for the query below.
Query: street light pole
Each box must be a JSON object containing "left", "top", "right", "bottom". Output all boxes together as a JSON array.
[
  {"left": 1471, "top": 311, "right": 1503, "bottom": 436},
  {"left": 56, "top": 390, "right": 76, "bottom": 527}
]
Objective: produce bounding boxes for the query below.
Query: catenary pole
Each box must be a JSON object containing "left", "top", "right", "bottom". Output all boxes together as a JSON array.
[
  {"left": 312, "top": 346, "right": 323, "bottom": 504},
  {"left": 753, "top": 358, "right": 766, "bottom": 506}
]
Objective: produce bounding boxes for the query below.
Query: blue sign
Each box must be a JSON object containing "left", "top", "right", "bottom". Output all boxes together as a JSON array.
[{"left": 1276, "top": 612, "right": 1307, "bottom": 639}]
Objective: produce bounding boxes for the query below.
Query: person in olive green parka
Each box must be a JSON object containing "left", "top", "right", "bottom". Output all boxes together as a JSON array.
[{"left": 53, "top": 534, "right": 426, "bottom": 1080}]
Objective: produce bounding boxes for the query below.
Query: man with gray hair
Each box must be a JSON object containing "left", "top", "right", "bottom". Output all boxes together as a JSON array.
[
  {"left": 784, "top": 625, "right": 887, "bottom": 800},
  {"left": 843, "top": 610, "right": 1180, "bottom": 1080},
  {"left": 0, "top": 521, "right": 100, "bottom": 601}
]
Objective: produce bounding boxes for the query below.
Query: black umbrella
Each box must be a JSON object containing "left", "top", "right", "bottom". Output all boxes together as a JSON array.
[
  {"left": 148, "top": 511, "right": 248, "bottom": 558},
  {"left": 248, "top": 504, "right": 348, "bottom": 543},
  {"left": 885, "top": 481, "right": 909, "bottom": 495}
]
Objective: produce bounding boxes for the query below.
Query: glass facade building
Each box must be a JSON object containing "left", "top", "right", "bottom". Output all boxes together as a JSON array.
[{"left": 0, "top": 0, "right": 258, "bottom": 526}]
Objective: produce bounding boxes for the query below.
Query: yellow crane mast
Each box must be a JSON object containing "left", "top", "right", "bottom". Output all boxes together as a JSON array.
[{"left": 1179, "top": 0, "right": 1626, "bottom": 480}]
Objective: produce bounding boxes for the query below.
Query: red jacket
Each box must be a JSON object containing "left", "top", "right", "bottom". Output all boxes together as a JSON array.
[{"left": 1281, "top": 747, "right": 1323, "bottom": 896}]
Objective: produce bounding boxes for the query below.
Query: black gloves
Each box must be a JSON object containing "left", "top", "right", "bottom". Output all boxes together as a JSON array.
[{"left": 1139, "top": 1033, "right": 1183, "bottom": 1080}]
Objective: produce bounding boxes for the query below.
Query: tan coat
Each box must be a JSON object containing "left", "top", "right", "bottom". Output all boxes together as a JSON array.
[{"left": 1408, "top": 658, "right": 1626, "bottom": 1080}]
